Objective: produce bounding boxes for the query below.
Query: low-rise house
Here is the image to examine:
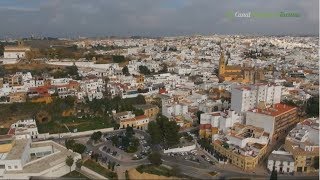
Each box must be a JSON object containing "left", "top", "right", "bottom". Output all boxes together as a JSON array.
[
  {"left": 283, "top": 118, "right": 319, "bottom": 173},
  {"left": 0, "top": 134, "right": 81, "bottom": 179},
  {"left": 133, "top": 104, "right": 159, "bottom": 118},
  {"left": 113, "top": 111, "right": 150, "bottom": 130},
  {"left": 9, "top": 119, "right": 39, "bottom": 139},
  {"left": 213, "top": 123, "right": 270, "bottom": 170},
  {"left": 199, "top": 110, "right": 242, "bottom": 138},
  {"left": 267, "top": 149, "right": 295, "bottom": 174}
]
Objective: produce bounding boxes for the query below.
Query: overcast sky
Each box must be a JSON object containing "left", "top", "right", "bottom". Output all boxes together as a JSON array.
[{"left": 0, "top": 0, "right": 318, "bottom": 38}]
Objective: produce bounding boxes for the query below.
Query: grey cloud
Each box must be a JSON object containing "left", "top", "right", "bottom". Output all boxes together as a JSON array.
[{"left": 0, "top": 0, "right": 318, "bottom": 38}]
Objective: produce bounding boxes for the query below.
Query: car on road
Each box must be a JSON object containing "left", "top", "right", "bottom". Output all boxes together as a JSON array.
[{"left": 201, "top": 155, "right": 206, "bottom": 158}]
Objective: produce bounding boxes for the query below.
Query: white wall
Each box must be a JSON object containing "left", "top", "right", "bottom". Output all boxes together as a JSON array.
[
  {"left": 246, "top": 112, "right": 274, "bottom": 138},
  {"left": 4, "top": 52, "right": 26, "bottom": 59},
  {"left": 268, "top": 160, "right": 294, "bottom": 173},
  {"left": 37, "top": 127, "right": 114, "bottom": 140},
  {"left": 163, "top": 144, "right": 196, "bottom": 153}
]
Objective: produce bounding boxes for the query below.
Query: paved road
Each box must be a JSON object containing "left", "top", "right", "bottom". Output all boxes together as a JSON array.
[{"left": 57, "top": 128, "right": 319, "bottom": 180}]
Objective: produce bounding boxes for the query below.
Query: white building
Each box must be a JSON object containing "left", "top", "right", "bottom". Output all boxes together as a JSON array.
[
  {"left": 10, "top": 119, "right": 39, "bottom": 139},
  {"left": 267, "top": 150, "right": 295, "bottom": 173},
  {"left": 231, "top": 84, "right": 282, "bottom": 114},
  {"left": 3, "top": 43, "right": 30, "bottom": 59},
  {"left": 0, "top": 134, "right": 81, "bottom": 179},
  {"left": 200, "top": 110, "right": 242, "bottom": 137},
  {"left": 162, "top": 102, "right": 188, "bottom": 118}
]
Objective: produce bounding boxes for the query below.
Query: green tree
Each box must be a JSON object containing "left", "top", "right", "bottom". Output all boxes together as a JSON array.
[
  {"left": 91, "top": 131, "right": 102, "bottom": 143},
  {"left": 281, "top": 99, "right": 297, "bottom": 106},
  {"left": 122, "top": 66, "right": 130, "bottom": 76},
  {"left": 195, "top": 110, "right": 204, "bottom": 124},
  {"left": 66, "top": 155, "right": 74, "bottom": 172},
  {"left": 75, "top": 159, "right": 83, "bottom": 169},
  {"left": 0, "top": 65, "right": 6, "bottom": 77},
  {"left": 65, "top": 139, "right": 75, "bottom": 149},
  {"left": 9, "top": 103, "right": 18, "bottom": 113},
  {"left": 112, "top": 55, "right": 126, "bottom": 63},
  {"left": 73, "top": 143, "right": 86, "bottom": 154},
  {"left": 139, "top": 65, "right": 151, "bottom": 75},
  {"left": 159, "top": 63, "right": 168, "bottom": 73},
  {"left": 148, "top": 121, "right": 162, "bottom": 145},
  {"left": 306, "top": 96, "right": 319, "bottom": 117},
  {"left": 111, "top": 135, "right": 119, "bottom": 146},
  {"left": 148, "top": 152, "right": 162, "bottom": 166},
  {"left": 133, "top": 108, "right": 144, "bottom": 116},
  {"left": 126, "top": 126, "right": 134, "bottom": 138},
  {"left": 155, "top": 114, "right": 180, "bottom": 147},
  {"left": 136, "top": 95, "right": 146, "bottom": 104},
  {"left": 313, "top": 156, "right": 319, "bottom": 169},
  {"left": 270, "top": 166, "right": 277, "bottom": 180},
  {"left": 64, "top": 96, "right": 76, "bottom": 108},
  {"left": 163, "top": 120, "right": 180, "bottom": 147}
]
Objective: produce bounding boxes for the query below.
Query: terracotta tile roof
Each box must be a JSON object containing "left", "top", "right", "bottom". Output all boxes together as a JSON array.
[{"left": 251, "top": 103, "right": 296, "bottom": 117}]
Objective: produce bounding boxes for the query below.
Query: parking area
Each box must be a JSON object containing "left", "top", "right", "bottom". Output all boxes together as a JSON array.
[
  {"left": 101, "top": 131, "right": 151, "bottom": 161},
  {"left": 164, "top": 149, "right": 216, "bottom": 165}
]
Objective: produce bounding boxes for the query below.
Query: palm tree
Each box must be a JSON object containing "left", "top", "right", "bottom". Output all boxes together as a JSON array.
[{"left": 66, "top": 155, "right": 74, "bottom": 172}]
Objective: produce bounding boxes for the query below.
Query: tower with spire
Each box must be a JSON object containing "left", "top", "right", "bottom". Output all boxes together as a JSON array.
[{"left": 218, "top": 50, "right": 226, "bottom": 77}]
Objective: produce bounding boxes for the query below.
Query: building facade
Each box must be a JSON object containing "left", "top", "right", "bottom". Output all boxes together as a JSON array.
[
  {"left": 3, "top": 41, "right": 30, "bottom": 59},
  {"left": 230, "top": 84, "right": 282, "bottom": 114},
  {"left": 212, "top": 123, "right": 269, "bottom": 170},
  {"left": 246, "top": 103, "right": 298, "bottom": 142},
  {"left": 0, "top": 134, "right": 81, "bottom": 179},
  {"left": 283, "top": 118, "right": 319, "bottom": 173},
  {"left": 267, "top": 150, "right": 295, "bottom": 174}
]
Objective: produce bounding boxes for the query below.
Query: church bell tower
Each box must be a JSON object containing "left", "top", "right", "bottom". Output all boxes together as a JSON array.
[{"left": 218, "top": 51, "right": 226, "bottom": 76}]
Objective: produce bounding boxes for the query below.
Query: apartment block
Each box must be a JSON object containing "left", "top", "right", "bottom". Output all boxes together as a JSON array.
[
  {"left": 231, "top": 84, "right": 282, "bottom": 114},
  {"left": 246, "top": 103, "right": 298, "bottom": 142}
]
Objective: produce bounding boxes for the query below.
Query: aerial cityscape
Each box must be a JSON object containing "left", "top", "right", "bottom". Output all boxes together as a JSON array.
[{"left": 0, "top": 0, "right": 319, "bottom": 180}]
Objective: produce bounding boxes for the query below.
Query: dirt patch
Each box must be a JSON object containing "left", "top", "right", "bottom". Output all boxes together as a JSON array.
[{"left": 128, "top": 169, "right": 179, "bottom": 180}]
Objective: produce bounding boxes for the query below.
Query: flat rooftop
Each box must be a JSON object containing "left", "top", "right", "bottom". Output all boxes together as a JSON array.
[
  {"left": 5, "top": 139, "right": 28, "bottom": 160},
  {"left": 269, "top": 152, "right": 294, "bottom": 162},
  {"left": 6, "top": 141, "right": 79, "bottom": 174},
  {"left": 251, "top": 103, "right": 296, "bottom": 117}
]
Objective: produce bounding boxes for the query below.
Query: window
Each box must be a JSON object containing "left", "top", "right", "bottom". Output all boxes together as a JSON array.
[
  {"left": 8, "top": 166, "right": 11, "bottom": 169},
  {"left": 14, "top": 165, "right": 18, "bottom": 169}
]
